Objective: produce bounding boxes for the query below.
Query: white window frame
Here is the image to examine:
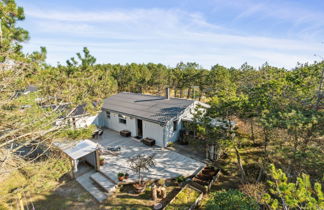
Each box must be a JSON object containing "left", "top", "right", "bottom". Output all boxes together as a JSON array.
[
  {"left": 118, "top": 114, "right": 127, "bottom": 124},
  {"left": 106, "top": 111, "right": 111, "bottom": 119}
]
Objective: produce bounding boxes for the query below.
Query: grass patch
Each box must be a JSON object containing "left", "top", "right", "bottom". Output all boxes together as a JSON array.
[
  {"left": 0, "top": 157, "right": 71, "bottom": 206},
  {"left": 165, "top": 186, "right": 201, "bottom": 210},
  {"left": 204, "top": 189, "right": 259, "bottom": 210}
]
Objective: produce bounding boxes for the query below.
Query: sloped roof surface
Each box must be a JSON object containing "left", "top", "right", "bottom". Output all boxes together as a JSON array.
[
  {"left": 102, "top": 92, "right": 195, "bottom": 124},
  {"left": 54, "top": 139, "right": 97, "bottom": 160}
]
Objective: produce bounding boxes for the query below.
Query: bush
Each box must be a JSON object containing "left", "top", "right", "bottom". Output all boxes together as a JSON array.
[
  {"left": 167, "top": 142, "right": 174, "bottom": 147},
  {"left": 205, "top": 189, "right": 259, "bottom": 210},
  {"left": 175, "top": 175, "right": 186, "bottom": 183},
  {"left": 59, "top": 125, "right": 96, "bottom": 140}
]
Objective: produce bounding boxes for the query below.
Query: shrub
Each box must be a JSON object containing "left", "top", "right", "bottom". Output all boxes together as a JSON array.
[
  {"left": 263, "top": 164, "right": 324, "bottom": 210},
  {"left": 205, "top": 189, "right": 259, "bottom": 210},
  {"left": 167, "top": 142, "right": 174, "bottom": 147},
  {"left": 157, "top": 178, "right": 165, "bottom": 186},
  {"left": 175, "top": 175, "right": 186, "bottom": 183},
  {"left": 59, "top": 125, "right": 96, "bottom": 140}
]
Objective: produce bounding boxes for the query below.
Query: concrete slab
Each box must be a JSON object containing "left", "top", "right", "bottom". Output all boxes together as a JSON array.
[
  {"left": 93, "top": 129, "right": 205, "bottom": 184},
  {"left": 90, "top": 172, "right": 116, "bottom": 194},
  {"left": 76, "top": 170, "right": 107, "bottom": 203}
]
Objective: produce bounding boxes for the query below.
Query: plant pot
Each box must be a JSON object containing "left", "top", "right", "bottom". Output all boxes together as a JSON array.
[
  {"left": 133, "top": 183, "right": 146, "bottom": 193},
  {"left": 118, "top": 176, "right": 124, "bottom": 181}
]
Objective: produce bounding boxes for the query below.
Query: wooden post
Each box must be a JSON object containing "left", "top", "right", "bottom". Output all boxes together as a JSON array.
[
  {"left": 152, "top": 184, "right": 157, "bottom": 201},
  {"left": 95, "top": 150, "right": 100, "bottom": 171},
  {"left": 160, "top": 186, "right": 166, "bottom": 199}
]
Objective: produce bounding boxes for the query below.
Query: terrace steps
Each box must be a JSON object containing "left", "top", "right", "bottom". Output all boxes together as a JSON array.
[
  {"left": 76, "top": 171, "right": 107, "bottom": 203},
  {"left": 90, "top": 172, "right": 116, "bottom": 195}
]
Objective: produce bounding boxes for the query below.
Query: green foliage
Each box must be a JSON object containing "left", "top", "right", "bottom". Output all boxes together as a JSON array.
[
  {"left": 205, "top": 189, "right": 259, "bottom": 210},
  {"left": 0, "top": 157, "right": 71, "bottom": 203},
  {"left": 58, "top": 125, "right": 96, "bottom": 140},
  {"left": 263, "top": 164, "right": 324, "bottom": 210},
  {"left": 66, "top": 47, "right": 96, "bottom": 69},
  {"left": 0, "top": 0, "right": 29, "bottom": 59},
  {"left": 167, "top": 142, "right": 174, "bottom": 147},
  {"left": 175, "top": 175, "right": 186, "bottom": 183},
  {"left": 165, "top": 186, "right": 201, "bottom": 210}
]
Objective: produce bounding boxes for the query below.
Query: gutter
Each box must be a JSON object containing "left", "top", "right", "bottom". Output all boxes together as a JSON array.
[{"left": 101, "top": 108, "right": 167, "bottom": 126}]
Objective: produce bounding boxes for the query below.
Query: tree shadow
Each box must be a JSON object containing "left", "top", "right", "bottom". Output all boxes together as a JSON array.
[{"left": 26, "top": 180, "right": 98, "bottom": 210}]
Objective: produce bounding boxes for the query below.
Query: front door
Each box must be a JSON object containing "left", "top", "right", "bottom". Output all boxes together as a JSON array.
[{"left": 137, "top": 119, "right": 143, "bottom": 137}]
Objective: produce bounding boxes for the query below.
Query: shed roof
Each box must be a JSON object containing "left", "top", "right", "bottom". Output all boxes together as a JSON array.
[
  {"left": 102, "top": 92, "right": 195, "bottom": 124},
  {"left": 54, "top": 139, "right": 97, "bottom": 160}
]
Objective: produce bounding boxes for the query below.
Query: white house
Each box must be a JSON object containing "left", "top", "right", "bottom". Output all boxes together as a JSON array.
[
  {"left": 55, "top": 103, "right": 99, "bottom": 129},
  {"left": 101, "top": 88, "right": 209, "bottom": 147}
]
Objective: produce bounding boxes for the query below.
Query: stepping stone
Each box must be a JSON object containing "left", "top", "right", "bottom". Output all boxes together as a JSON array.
[
  {"left": 91, "top": 172, "right": 116, "bottom": 194},
  {"left": 76, "top": 171, "right": 107, "bottom": 203}
]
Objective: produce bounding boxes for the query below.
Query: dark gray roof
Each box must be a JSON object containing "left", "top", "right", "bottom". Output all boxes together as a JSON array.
[{"left": 102, "top": 92, "right": 195, "bottom": 124}]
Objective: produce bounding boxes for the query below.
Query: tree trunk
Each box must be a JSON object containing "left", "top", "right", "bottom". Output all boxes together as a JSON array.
[
  {"left": 256, "top": 164, "right": 264, "bottom": 183},
  {"left": 180, "top": 89, "right": 183, "bottom": 98},
  {"left": 250, "top": 118, "right": 255, "bottom": 144},
  {"left": 174, "top": 88, "right": 177, "bottom": 97},
  {"left": 234, "top": 146, "right": 246, "bottom": 183},
  {"left": 263, "top": 128, "right": 269, "bottom": 155},
  {"left": 187, "top": 87, "right": 191, "bottom": 98}
]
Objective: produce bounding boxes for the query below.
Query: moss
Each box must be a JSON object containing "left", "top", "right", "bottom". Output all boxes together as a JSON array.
[{"left": 165, "top": 186, "right": 201, "bottom": 210}]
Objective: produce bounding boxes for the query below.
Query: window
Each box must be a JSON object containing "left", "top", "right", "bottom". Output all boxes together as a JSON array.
[
  {"left": 106, "top": 111, "right": 111, "bottom": 118},
  {"left": 119, "top": 118, "right": 126, "bottom": 124},
  {"left": 118, "top": 114, "right": 127, "bottom": 124},
  {"left": 173, "top": 120, "right": 177, "bottom": 131}
]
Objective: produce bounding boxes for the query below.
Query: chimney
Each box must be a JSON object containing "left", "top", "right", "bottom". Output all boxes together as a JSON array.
[{"left": 165, "top": 87, "right": 170, "bottom": 99}]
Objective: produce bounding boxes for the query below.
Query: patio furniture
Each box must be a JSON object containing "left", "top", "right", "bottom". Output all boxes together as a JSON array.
[
  {"left": 120, "top": 130, "right": 131, "bottom": 137},
  {"left": 107, "top": 146, "right": 121, "bottom": 152},
  {"left": 142, "top": 138, "right": 155, "bottom": 146},
  {"left": 92, "top": 129, "right": 103, "bottom": 139}
]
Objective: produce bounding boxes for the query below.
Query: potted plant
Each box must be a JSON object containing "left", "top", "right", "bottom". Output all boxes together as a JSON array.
[
  {"left": 118, "top": 172, "right": 124, "bottom": 181},
  {"left": 128, "top": 154, "right": 156, "bottom": 193},
  {"left": 124, "top": 173, "right": 129, "bottom": 179},
  {"left": 175, "top": 175, "right": 186, "bottom": 186},
  {"left": 99, "top": 156, "right": 105, "bottom": 166}
]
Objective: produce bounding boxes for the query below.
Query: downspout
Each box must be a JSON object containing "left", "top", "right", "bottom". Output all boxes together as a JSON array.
[{"left": 162, "top": 122, "right": 166, "bottom": 148}]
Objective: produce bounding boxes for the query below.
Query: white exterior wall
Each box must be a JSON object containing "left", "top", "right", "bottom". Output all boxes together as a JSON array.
[
  {"left": 142, "top": 121, "right": 164, "bottom": 147},
  {"left": 55, "top": 115, "right": 98, "bottom": 129},
  {"left": 164, "top": 103, "right": 196, "bottom": 145},
  {"left": 103, "top": 111, "right": 137, "bottom": 136},
  {"left": 75, "top": 115, "right": 98, "bottom": 128}
]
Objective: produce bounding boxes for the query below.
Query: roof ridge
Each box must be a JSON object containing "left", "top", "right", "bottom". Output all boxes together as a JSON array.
[{"left": 118, "top": 92, "right": 195, "bottom": 102}]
